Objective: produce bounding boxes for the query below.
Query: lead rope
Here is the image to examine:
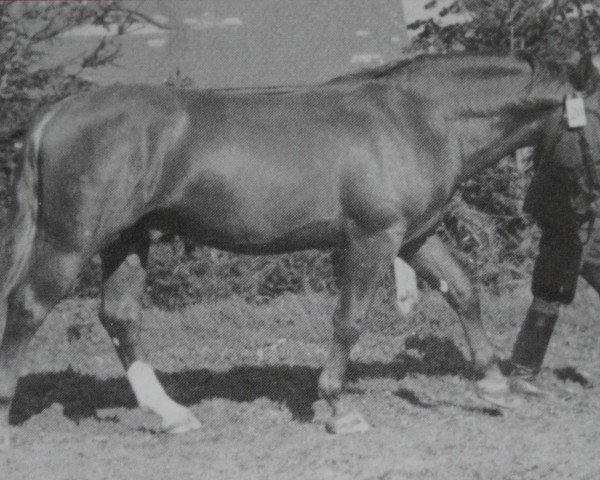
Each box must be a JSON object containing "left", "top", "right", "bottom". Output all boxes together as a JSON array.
[{"left": 575, "top": 127, "right": 598, "bottom": 243}]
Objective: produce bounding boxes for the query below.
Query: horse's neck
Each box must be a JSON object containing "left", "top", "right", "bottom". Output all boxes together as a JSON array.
[
  {"left": 390, "top": 53, "right": 571, "bottom": 109},
  {"left": 383, "top": 54, "right": 576, "bottom": 179}
]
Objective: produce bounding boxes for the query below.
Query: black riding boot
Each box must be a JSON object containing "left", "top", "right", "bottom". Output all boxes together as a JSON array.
[{"left": 509, "top": 297, "right": 559, "bottom": 396}]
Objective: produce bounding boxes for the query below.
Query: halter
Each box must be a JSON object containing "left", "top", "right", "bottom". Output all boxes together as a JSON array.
[{"left": 576, "top": 123, "right": 598, "bottom": 243}]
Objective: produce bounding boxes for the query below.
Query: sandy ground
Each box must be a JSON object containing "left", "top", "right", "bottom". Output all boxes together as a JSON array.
[{"left": 3, "top": 285, "right": 600, "bottom": 480}]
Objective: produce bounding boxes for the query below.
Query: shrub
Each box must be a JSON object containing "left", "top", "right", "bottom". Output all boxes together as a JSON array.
[
  {"left": 74, "top": 240, "right": 339, "bottom": 310},
  {"left": 441, "top": 155, "right": 539, "bottom": 292}
]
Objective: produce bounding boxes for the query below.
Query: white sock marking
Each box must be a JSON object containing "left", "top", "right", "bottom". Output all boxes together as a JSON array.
[{"left": 126, "top": 361, "right": 186, "bottom": 420}]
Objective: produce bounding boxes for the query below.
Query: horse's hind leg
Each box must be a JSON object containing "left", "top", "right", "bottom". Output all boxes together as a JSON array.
[
  {"left": 0, "top": 241, "right": 82, "bottom": 448},
  {"left": 318, "top": 222, "right": 404, "bottom": 434},
  {"left": 99, "top": 231, "right": 200, "bottom": 434},
  {"left": 403, "top": 235, "right": 516, "bottom": 407}
]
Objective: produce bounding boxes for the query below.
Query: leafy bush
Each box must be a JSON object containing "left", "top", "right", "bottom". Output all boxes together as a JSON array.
[
  {"left": 0, "top": 1, "right": 167, "bottom": 155},
  {"left": 440, "top": 154, "right": 539, "bottom": 291},
  {"left": 407, "top": 0, "right": 600, "bottom": 59}
]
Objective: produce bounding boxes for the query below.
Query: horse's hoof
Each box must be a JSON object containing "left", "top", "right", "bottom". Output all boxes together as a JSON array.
[
  {"left": 475, "top": 381, "right": 523, "bottom": 409},
  {"left": 509, "top": 376, "right": 548, "bottom": 397},
  {"left": 477, "top": 390, "right": 523, "bottom": 409},
  {"left": 475, "top": 364, "right": 509, "bottom": 393},
  {"left": 325, "top": 410, "right": 370, "bottom": 434},
  {"left": 162, "top": 410, "right": 201, "bottom": 434},
  {"left": 475, "top": 374, "right": 522, "bottom": 409}
]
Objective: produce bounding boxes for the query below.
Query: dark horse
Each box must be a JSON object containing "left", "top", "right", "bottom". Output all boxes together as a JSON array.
[{"left": 0, "top": 52, "right": 597, "bottom": 444}]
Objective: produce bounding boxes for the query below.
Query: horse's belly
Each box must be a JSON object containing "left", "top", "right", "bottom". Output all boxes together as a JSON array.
[{"left": 152, "top": 213, "right": 346, "bottom": 254}]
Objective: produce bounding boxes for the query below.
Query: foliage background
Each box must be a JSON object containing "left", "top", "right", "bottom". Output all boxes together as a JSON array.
[{"left": 2, "top": 1, "right": 600, "bottom": 309}]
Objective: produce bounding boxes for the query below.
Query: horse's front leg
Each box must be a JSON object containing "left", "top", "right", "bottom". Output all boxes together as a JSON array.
[
  {"left": 318, "top": 222, "right": 404, "bottom": 434},
  {"left": 99, "top": 233, "right": 201, "bottom": 434},
  {"left": 404, "top": 235, "right": 519, "bottom": 407}
]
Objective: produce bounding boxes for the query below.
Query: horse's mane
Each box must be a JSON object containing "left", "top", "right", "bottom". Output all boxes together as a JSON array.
[
  {"left": 326, "top": 56, "right": 420, "bottom": 84},
  {"left": 327, "top": 52, "right": 530, "bottom": 84},
  {"left": 513, "top": 50, "right": 578, "bottom": 88},
  {"left": 327, "top": 50, "right": 594, "bottom": 89}
]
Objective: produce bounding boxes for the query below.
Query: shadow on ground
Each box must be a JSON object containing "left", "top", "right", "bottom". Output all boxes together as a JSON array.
[{"left": 10, "top": 334, "right": 484, "bottom": 426}]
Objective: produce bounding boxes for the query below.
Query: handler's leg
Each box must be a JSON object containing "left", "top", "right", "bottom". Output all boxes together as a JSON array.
[
  {"left": 318, "top": 223, "right": 404, "bottom": 434},
  {"left": 100, "top": 233, "right": 200, "bottom": 433},
  {"left": 563, "top": 224, "right": 600, "bottom": 388},
  {"left": 510, "top": 224, "right": 582, "bottom": 396},
  {"left": 510, "top": 298, "right": 560, "bottom": 395},
  {"left": 403, "top": 236, "right": 512, "bottom": 405}
]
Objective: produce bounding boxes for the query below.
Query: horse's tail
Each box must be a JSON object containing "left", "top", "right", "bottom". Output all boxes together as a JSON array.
[{"left": 0, "top": 109, "right": 52, "bottom": 297}]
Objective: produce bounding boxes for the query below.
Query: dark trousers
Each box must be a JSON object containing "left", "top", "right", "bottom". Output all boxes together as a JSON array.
[{"left": 532, "top": 222, "right": 583, "bottom": 304}]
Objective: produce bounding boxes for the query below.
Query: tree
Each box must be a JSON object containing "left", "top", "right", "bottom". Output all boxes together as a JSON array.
[
  {"left": 0, "top": 1, "right": 167, "bottom": 142},
  {"left": 408, "top": 0, "right": 600, "bottom": 60}
]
